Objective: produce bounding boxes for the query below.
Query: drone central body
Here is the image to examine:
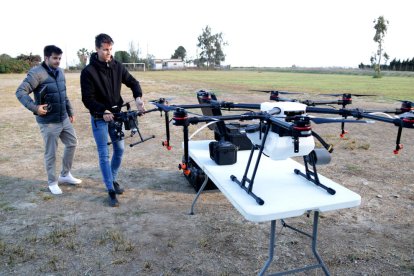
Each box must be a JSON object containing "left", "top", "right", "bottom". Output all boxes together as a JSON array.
[{"left": 246, "top": 102, "right": 315, "bottom": 160}]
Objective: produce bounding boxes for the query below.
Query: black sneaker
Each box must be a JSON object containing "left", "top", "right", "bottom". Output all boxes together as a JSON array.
[
  {"left": 108, "top": 190, "right": 119, "bottom": 207},
  {"left": 113, "top": 181, "right": 124, "bottom": 195}
]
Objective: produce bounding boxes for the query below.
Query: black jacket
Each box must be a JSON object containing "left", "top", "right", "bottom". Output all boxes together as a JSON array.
[
  {"left": 81, "top": 53, "right": 142, "bottom": 116},
  {"left": 16, "top": 62, "right": 72, "bottom": 124}
]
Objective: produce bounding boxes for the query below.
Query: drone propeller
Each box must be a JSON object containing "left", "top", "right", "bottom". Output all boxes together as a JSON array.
[
  {"left": 394, "top": 99, "right": 414, "bottom": 103},
  {"left": 320, "top": 93, "right": 377, "bottom": 97},
  {"left": 249, "top": 89, "right": 303, "bottom": 95},
  {"left": 148, "top": 97, "right": 174, "bottom": 104},
  {"left": 308, "top": 117, "right": 374, "bottom": 124},
  {"left": 250, "top": 89, "right": 304, "bottom": 103},
  {"left": 394, "top": 99, "right": 414, "bottom": 112},
  {"left": 150, "top": 101, "right": 177, "bottom": 112}
]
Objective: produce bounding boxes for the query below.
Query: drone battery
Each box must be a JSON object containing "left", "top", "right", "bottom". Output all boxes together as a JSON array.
[
  {"left": 225, "top": 123, "right": 253, "bottom": 150},
  {"left": 214, "top": 123, "right": 253, "bottom": 150},
  {"left": 209, "top": 141, "right": 238, "bottom": 165}
]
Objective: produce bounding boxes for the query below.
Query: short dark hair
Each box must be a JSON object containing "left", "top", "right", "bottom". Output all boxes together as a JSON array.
[
  {"left": 95, "top": 33, "right": 114, "bottom": 48},
  {"left": 44, "top": 45, "right": 63, "bottom": 57}
]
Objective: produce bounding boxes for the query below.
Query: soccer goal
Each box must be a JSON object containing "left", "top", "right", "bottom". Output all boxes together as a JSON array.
[{"left": 123, "top": 63, "right": 146, "bottom": 71}]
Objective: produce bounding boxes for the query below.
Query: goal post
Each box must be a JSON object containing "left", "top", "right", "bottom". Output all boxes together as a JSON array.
[{"left": 123, "top": 63, "right": 146, "bottom": 71}]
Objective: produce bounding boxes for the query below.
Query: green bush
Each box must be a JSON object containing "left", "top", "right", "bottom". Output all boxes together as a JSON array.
[{"left": 0, "top": 59, "right": 31, "bottom": 73}]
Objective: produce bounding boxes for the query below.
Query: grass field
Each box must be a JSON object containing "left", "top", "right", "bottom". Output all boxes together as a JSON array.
[{"left": 134, "top": 70, "right": 414, "bottom": 101}]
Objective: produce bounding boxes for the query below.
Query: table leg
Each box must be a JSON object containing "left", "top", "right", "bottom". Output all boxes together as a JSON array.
[
  {"left": 258, "top": 212, "right": 330, "bottom": 276},
  {"left": 189, "top": 175, "right": 209, "bottom": 215},
  {"left": 311, "top": 211, "right": 330, "bottom": 275},
  {"left": 258, "top": 220, "right": 276, "bottom": 276}
]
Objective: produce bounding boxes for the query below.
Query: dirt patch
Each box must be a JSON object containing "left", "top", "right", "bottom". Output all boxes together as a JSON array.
[{"left": 0, "top": 73, "right": 413, "bottom": 275}]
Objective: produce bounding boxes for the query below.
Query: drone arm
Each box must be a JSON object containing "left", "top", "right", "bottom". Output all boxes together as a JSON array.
[
  {"left": 267, "top": 116, "right": 294, "bottom": 130},
  {"left": 307, "top": 106, "right": 411, "bottom": 126},
  {"left": 187, "top": 113, "right": 266, "bottom": 125},
  {"left": 356, "top": 112, "right": 396, "bottom": 124},
  {"left": 220, "top": 102, "right": 261, "bottom": 110},
  {"left": 306, "top": 106, "right": 341, "bottom": 115}
]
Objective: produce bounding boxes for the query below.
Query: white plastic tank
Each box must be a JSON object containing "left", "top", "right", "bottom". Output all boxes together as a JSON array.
[{"left": 246, "top": 102, "right": 315, "bottom": 160}]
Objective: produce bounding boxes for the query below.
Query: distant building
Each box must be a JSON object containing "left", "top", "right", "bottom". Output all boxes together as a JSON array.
[
  {"left": 153, "top": 59, "right": 163, "bottom": 70},
  {"left": 152, "top": 58, "right": 184, "bottom": 70}
]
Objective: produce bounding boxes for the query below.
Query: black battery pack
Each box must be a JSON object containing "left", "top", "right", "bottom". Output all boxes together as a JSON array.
[
  {"left": 209, "top": 141, "right": 238, "bottom": 165},
  {"left": 214, "top": 123, "right": 252, "bottom": 150}
]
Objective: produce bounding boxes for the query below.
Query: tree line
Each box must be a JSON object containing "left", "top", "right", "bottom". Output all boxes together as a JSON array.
[
  {"left": 359, "top": 58, "right": 414, "bottom": 72},
  {"left": 0, "top": 53, "right": 41, "bottom": 73},
  {"left": 0, "top": 25, "right": 228, "bottom": 73}
]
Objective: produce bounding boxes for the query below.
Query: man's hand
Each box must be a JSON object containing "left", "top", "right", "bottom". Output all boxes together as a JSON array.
[
  {"left": 103, "top": 110, "right": 114, "bottom": 122},
  {"left": 69, "top": 116, "right": 75, "bottom": 123},
  {"left": 37, "top": 104, "right": 48, "bottom": 116},
  {"left": 135, "top": 97, "right": 146, "bottom": 113}
]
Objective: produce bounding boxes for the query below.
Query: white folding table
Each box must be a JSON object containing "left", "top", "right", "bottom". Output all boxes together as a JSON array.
[{"left": 188, "top": 140, "right": 361, "bottom": 275}]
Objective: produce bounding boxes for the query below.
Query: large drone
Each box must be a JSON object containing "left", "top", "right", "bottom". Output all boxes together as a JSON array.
[{"left": 150, "top": 90, "right": 413, "bottom": 204}]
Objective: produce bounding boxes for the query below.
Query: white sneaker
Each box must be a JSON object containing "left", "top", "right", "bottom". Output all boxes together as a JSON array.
[
  {"left": 58, "top": 172, "right": 82, "bottom": 185},
  {"left": 49, "top": 182, "right": 62, "bottom": 195}
]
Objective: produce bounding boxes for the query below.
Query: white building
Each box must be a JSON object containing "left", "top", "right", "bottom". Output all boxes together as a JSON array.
[
  {"left": 152, "top": 58, "right": 184, "bottom": 70},
  {"left": 153, "top": 59, "right": 163, "bottom": 70}
]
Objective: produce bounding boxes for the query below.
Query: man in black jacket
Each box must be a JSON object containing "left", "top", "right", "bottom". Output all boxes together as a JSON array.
[
  {"left": 16, "top": 45, "right": 81, "bottom": 195},
  {"left": 81, "top": 33, "right": 145, "bottom": 207}
]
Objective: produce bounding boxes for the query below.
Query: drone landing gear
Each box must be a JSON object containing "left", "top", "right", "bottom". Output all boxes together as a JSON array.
[
  {"left": 129, "top": 128, "right": 155, "bottom": 147},
  {"left": 294, "top": 149, "right": 336, "bottom": 195},
  {"left": 230, "top": 144, "right": 268, "bottom": 205},
  {"left": 230, "top": 122, "right": 270, "bottom": 205}
]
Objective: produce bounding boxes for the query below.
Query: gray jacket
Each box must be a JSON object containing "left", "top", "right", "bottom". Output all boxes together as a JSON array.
[{"left": 16, "top": 62, "right": 74, "bottom": 124}]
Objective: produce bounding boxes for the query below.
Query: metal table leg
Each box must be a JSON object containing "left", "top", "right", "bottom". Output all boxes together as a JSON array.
[
  {"left": 259, "top": 212, "right": 330, "bottom": 276},
  {"left": 189, "top": 175, "right": 209, "bottom": 215},
  {"left": 311, "top": 211, "right": 330, "bottom": 275},
  {"left": 259, "top": 220, "right": 276, "bottom": 276}
]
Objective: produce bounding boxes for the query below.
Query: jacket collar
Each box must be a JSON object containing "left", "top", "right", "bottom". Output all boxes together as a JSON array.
[
  {"left": 90, "top": 52, "right": 114, "bottom": 69},
  {"left": 42, "top": 61, "right": 59, "bottom": 78}
]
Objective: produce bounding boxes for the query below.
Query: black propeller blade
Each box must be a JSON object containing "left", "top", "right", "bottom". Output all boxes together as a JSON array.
[
  {"left": 309, "top": 117, "right": 374, "bottom": 124},
  {"left": 148, "top": 97, "right": 174, "bottom": 104},
  {"left": 150, "top": 101, "right": 177, "bottom": 112},
  {"left": 249, "top": 89, "right": 303, "bottom": 95},
  {"left": 320, "top": 93, "right": 377, "bottom": 97},
  {"left": 392, "top": 98, "right": 413, "bottom": 102}
]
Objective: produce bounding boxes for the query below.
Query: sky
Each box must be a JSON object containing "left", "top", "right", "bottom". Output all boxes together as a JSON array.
[{"left": 1, "top": 0, "right": 413, "bottom": 68}]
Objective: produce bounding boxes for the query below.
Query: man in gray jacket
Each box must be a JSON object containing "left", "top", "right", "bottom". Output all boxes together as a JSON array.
[{"left": 16, "top": 45, "right": 81, "bottom": 194}]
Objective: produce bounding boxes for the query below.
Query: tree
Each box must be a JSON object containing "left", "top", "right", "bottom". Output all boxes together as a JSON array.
[
  {"left": 16, "top": 53, "right": 41, "bottom": 68},
  {"left": 371, "top": 16, "right": 389, "bottom": 78},
  {"left": 77, "top": 48, "right": 91, "bottom": 68},
  {"left": 114, "top": 51, "right": 131, "bottom": 63},
  {"left": 197, "top": 25, "right": 227, "bottom": 68},
  {"left": 0, "top": 53, "right": 36, "bottom": 73},
  {"left": 171, "top": 46, "right": 186, "bottom": 60},
  {"left": 128, "top": 41, "right": 140, "bottom": 63}
]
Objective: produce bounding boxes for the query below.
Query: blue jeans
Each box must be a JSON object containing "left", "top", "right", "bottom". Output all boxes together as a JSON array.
[{"left": 91, "top": 117, "right": 124, "bottom": 191}]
